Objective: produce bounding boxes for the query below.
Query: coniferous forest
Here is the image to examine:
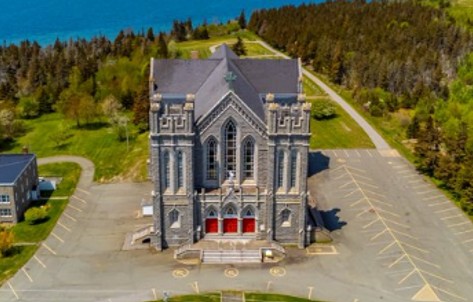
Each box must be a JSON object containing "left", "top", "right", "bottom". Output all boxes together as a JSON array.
[
  {"left": 0, "top": 1, "right": 473, "bottom": 214},
  {"left": 249, "top": 0, "right": 473, "bottom": 213}
]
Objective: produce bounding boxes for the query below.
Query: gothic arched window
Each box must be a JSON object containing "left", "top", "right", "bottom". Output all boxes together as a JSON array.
[
  {"left": 224, "top": 121, "right": 237, "bottom": 177},
  {"left": 281, "top": 208, "right": 291, "bottom": 227},
  {"left": 169, "top": 209, "right": 180, "bottom": 228},
  {"left": 277, "top": 150, "right": 285, "bottom": 189},
  {"left": 177, "top": 151, "right": 184, "bottom": 189},
  {"left": 163, "top": 151, "right": 170, "bottom": 190},
  {"left": 206, "top": 138, "right": 217, "bottom": 180},
  {"left": 290, "top": 150, "right": 298, "bottom": 189},
  {"left": 243, "top": 138, "right": 254, "bottom": 180}
]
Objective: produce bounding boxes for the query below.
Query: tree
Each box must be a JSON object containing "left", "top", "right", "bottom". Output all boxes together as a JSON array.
[
  {"left": 0, "top": 109, "right": 15, "bottom": 138},
  {"left": 0, "top": 228, "right": 14, "bottom": 257},
  {"left": 238, "top": 10, "right": 247, "bottom": 29},
  {"left": 133, "top": 78, "right": 150, "bottom": 132},
  {"left": 146, "top": 27, "right": 155, "bottom": 42},
  {"left": 232, "top": 37, "right": 247, "bottom": 56},
  {"left": 17, "top": 96, "right": 40, "bottom": 118},
  {"left": 312, "top": 99, "right": 337, "bottom": 120},
  {"left": 157, "top": 33, "right": 169, "bottom": 58},
  {"left": 24, "top": 207, "right": 48, "bottom": 225}
]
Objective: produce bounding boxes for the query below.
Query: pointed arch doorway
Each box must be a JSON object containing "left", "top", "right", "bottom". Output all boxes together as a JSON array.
[
  {"left": 242, "top": 208, "right": 256, "bottom": 233},
  {"left": 223, "top": 206, "right": 238, "bottom": 233},
  {"left": 205, "top": 209, "right": 218, "bottom": 233}
]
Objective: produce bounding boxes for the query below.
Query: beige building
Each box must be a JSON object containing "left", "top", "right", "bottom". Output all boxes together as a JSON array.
[{"left": 0, "top": 154, "right": 39, "bottom": 223}]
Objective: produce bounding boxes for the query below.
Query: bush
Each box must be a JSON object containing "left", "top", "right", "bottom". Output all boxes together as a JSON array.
[
  {"left": 0, "top": 228, "right": 14, "bottom": 257},
  {"left": 312, "top": 99, "right": 336, "bottom": 120},
  {"left": 24, "top": 207, "right": 48, "bottom": 225}
]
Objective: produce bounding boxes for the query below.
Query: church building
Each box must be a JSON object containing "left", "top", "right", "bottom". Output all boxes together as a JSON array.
[{"left": 148, "top": 45, "right": 311, "bottom": 250}]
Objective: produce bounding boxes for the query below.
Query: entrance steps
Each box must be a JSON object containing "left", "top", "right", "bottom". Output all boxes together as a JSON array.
[{"left": 202, "top": 250, "right": 261, "bottom": 264}]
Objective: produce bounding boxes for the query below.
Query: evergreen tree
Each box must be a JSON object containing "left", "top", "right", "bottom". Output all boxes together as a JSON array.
[
  {"left": 232, "top": 37, "right": 246, "bottom": 56},
  {"left": 146, "top": 27, "right": 155, "bottom": 41},
  {"left": 238, "top": 10, "right": 247, "bottom": 29},
  {"left": 157, "top": 33, "right": 169, "bottom": 58}
]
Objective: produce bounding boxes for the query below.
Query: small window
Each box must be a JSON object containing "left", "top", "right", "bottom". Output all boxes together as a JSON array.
[
  {"left": 277, "top": 151, "right": 285, "bottom": 189},
  {"left": 163, "top": 151, "right": 170, "bottom": 190},
  {"left": 281, "top": 209, "right": 291, "bottom": 227},
  {"left": 290, "top": 150, "right": 298, "bottom": 189},
  {"left": 243, "top": 208, "right": 255, "bottom": 218},
  {"left": 207, "top": 209, "right": 217, "bottom": 218},
  {"left": 224, "top": 207, "right": 237, "bottom": 218},
  {"left": 0, "top": 195, "right": 10, "bottom": 203},
  {"left": 169, "top": 209, "right": 180, "bottom": 228},
  {"left": 0, "top": 209, "right": 12, "bottom": 217},
  {"left": 206, "top": 139, "right": 218, "bottom": 180},
  {"left": 177, "top": 151, "right": 184, "bottom": 189}
]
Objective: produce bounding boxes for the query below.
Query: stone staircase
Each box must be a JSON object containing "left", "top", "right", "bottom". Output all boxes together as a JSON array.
[{"left": 202, "top": 250, "right": 261, "bottom": 264}]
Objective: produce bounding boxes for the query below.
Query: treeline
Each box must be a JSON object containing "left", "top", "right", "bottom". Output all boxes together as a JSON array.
[
  {"left": 249, "top": 0, "right": 472, "bottom": 111},
  {"left": 0, "top": 15, "right": 249, "bottom": 143},
  {"left": 249, "top": 0, "right": 473, "bottom": 213}
]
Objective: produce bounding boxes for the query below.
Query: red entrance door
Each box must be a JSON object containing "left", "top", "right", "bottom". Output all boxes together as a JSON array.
[
  {"left": 242, "top": 218, "right": 255, "bottom": 233},
  {"left": 206, "top": 218, "right": 218, "bottom": 233},
  {"left": 223, "top": 218, "right": 238, "bottom": 233}
]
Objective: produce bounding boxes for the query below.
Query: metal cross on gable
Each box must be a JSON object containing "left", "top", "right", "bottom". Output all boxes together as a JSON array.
[{"left": 224, "top": 71, "right": 237, "bottom": 91}]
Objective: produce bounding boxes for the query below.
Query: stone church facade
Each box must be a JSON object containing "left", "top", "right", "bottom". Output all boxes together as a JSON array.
[{"left": 148, "top": 45, "right": 311, "bottom": 250}]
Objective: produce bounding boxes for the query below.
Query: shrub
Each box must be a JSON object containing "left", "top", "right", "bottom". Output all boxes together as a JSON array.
[
  {"left": 24, "top": 207, "right": 48, "bottom": 224},
  {"left": 312, "top": 99, "right": 336, "bottom": 120},
  {"left": 0, "top": 228, "right": 14, "bottom": 257}
]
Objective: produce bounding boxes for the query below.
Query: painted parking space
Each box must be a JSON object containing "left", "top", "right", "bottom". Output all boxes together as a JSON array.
[{"left": 314, "top": 149, "right": 472, "bottom": 302}]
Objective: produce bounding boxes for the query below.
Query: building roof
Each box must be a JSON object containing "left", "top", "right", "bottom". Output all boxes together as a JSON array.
[
  {"left": 151, "top": 44, "right": 300, "bottom": 121},
  {"left": 0, "top": 154, "right": 36, "bottom": 184}
]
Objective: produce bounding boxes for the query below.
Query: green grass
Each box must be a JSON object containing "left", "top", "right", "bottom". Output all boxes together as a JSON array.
[
  {"left": 0, "top": 246, "right": 37, "bottom": 284},
  {"left": 39, "top": 162, "right": 82, "bottom": 196},
  {"left": 310, "top": 98, "right": 374, "bottom": 149},
  {"left": 4, "top": 113, "right": 149, "bottom": 182},
  {"left": 150, "top": 292, "right": 321, "bottom": 302},
  {"left": 243, "top": 42, "right": 275, "bottom": 56},
  {"left": 0, "top": 162, "right": 80, "bottom": 285},
  {"left": 303, "top": 77, "right": 325, "bottom": 97}
]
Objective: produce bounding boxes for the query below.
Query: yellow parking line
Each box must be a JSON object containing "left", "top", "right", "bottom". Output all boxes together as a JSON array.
[
  {"left": 419, "top": 269, "right": 453, "bottom": 283},
  {"left": 399, "top": 241, "right": 429, "bottom": 254},
  {"left": 390, "top": 229, "right": 417, "bottom": 240},
  {"left": 398, "top": 269, "right": 416, "bottom": 284},
  {"left": 388, "top": 254, "right": 406, "bottom": 268},
  {"left": 448, "top": 221, "right": 470, "bottom": 228},
  {"left": 375, "top": 207, "right": 400, "bottom": 218},
  {"left": 7, "top": 282, "right": 19, "bottom": 300},
  {"left": 344, "top": 189, "right": 360, "bottom": 198},
  {"left": 431, "top": 285, "right": 467, "bottom": 301},
  {"left": 435, "top": 208, "right": 456, "bottom": 214},
  {"left": 378, "top": 242, "right": 396, "bottom": 255},
  {"left": 22, "top": 268, "right": 33, "bottom": 282},
  {"left": 363, "top": 218, "right": 380, "bottom": 229},
  {"left": 77, "top": 187, "right": 90, "bottom": 195},
  {"left": 455, "top": 229, "right": 473, "bottom": 235},
  {"left": 68, "top": 204, "right": 83, "bottom": 212},
  {"left": 350, "top": 198, "right": 365, "bottom": 207},
  {"left": 63, "top": 212, "right": 77, "bottom": 222},
  {"left": 51, "top": 232, "right": 64, "bottom": 243},
  {"left": 462, "top": 238, "right": 473, "bottom": 244},
  {"left": 370, "top": 198, "right": 393, "bottom": 207},
  {"left": 58, "top": 221, "right": 72, "bottom": 232},
  {"left": 428, "top": 201, "right": 449, "bottom": 207},
  {"left": 42, "top": 242, "right": 57, "bottom": 255},
  {"left": 370, "top": 229, "right": 387, "bottom": 241},
  {"left": 382, "top": 217, "right": 410, "bottom": 229},
  {"left": 410, "top": 255, "right": 441, "bottom": 269},
  {"left": 34, "top": 255, "right": 46, "bottom": 268},
  {"left": 441, "top": 214, "right": 464, "bottom": 220},
  {"left": 72, "top": 195, "right": 87, "bottom": 204}
]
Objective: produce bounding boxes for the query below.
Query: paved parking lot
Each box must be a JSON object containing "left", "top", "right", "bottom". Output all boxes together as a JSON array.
[{"left": 1, "top": 150, "right": 472, "bottom": 302}]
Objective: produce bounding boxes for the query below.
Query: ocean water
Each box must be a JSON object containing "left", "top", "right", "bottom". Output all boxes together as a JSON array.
[{"left": 0, "top": 0, "right": 319, "bottom": 46}]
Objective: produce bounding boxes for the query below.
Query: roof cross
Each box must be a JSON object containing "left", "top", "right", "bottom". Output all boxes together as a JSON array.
[{"left": 224, "top": 71, "right": 237, "bottom": 91}]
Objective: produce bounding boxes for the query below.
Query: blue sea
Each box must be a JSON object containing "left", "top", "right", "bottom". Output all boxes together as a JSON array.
[{"left": 0, "top": 0, "right": 319, "bottom": 46}]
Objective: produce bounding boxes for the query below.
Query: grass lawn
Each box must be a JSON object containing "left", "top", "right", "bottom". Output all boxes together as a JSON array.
[
  {"left": 150, "top": 292, "right": 321, "bottom": 302},
  {"left": 310, "top": 98, "right": 374, "bottom": 149},
  {"left": 3, "top": 113, "right": 149, "bottom": 182},
  {"left": 0, "top": 162, "right": 81, "bottom": 285}
]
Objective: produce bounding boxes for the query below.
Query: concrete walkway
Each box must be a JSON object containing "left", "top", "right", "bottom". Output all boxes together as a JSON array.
[{"left": 212, "top": 40, "right": 391, "bottom": 150}]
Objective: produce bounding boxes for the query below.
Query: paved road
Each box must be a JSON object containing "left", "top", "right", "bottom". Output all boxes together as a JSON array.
[
  {"left": 3, "top": 151, "right": 473, "bottom": 302},
  {"left": 38, "top": 155, "right": 95, "bottom": 187},
  {"left": 246, "top": 40, "right": 391, "bottom": 150}
]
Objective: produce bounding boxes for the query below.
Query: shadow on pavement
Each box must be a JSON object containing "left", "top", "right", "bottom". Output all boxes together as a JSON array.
[
  {"left": 319, "top": 208, "right": 347, "bottom": 231},
  {"left": 308, "top": 151, "right": 330, "bottom": 177}
]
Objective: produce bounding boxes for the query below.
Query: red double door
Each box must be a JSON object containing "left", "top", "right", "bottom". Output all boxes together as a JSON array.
[{"left": 205, "top": 218, "right": 256, "bottom": 233}]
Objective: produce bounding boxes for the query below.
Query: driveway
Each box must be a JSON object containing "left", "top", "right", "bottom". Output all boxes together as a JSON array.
[{"left": 2, "top": 151, "right": 472, "bottom": 302}]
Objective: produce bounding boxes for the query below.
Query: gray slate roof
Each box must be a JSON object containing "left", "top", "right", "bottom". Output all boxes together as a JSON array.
[
  {"left": 0, "top": 154, "right": 35, "bottom": 184},
  {"left": 151, "top": 44, "right": 300, "bottom": 121}
]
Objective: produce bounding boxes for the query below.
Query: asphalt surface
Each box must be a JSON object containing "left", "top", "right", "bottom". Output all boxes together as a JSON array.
[{"left": 2, "top": 151, "right": 472, "bottom": 302}]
